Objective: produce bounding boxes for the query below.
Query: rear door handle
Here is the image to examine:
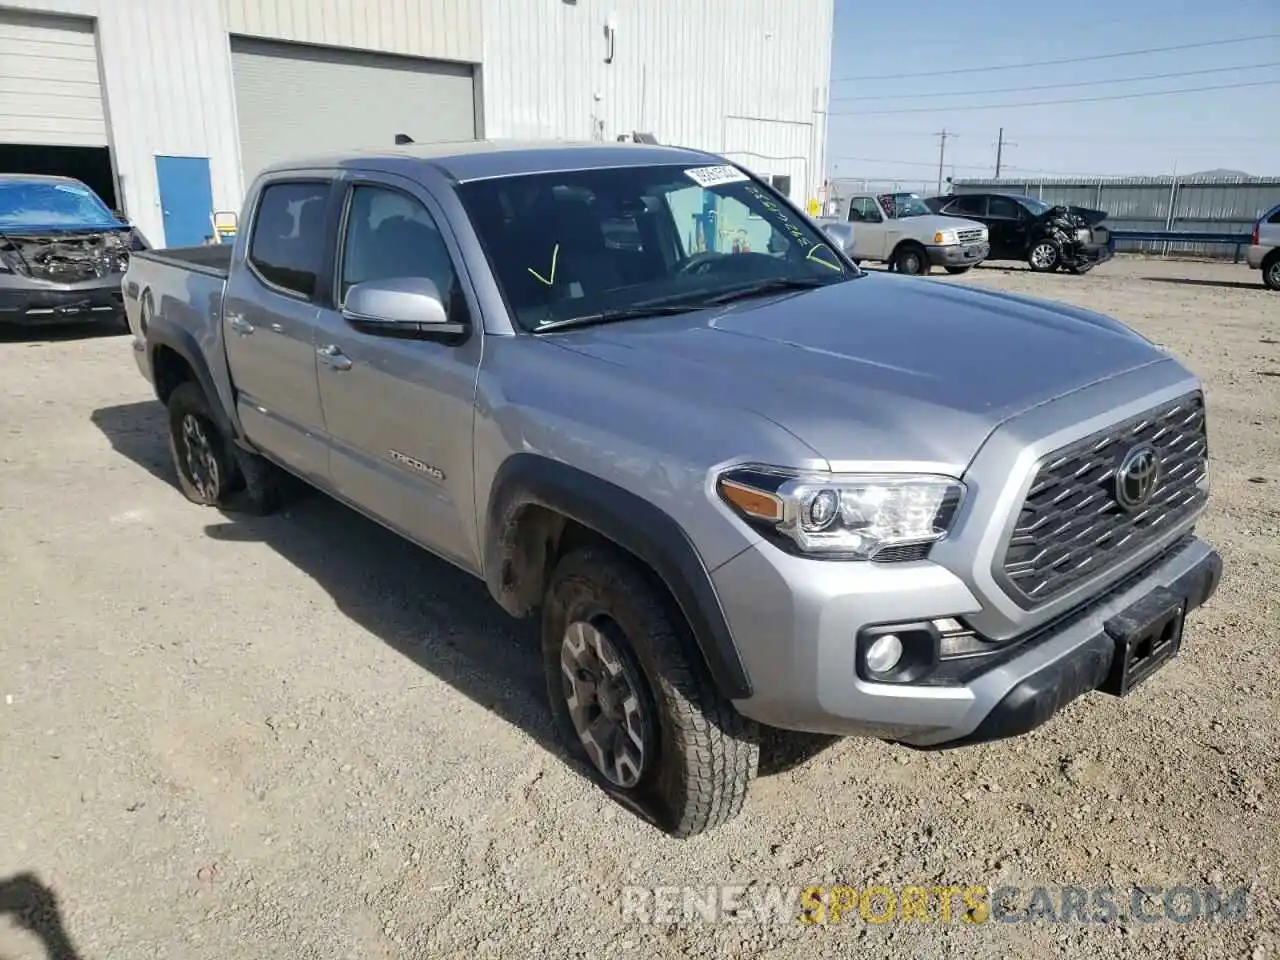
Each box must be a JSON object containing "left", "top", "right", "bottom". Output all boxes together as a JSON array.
[
  {"left": 317, "top": 344, "right": 352, "bottom": 371},
  {"left": 228, "top": 314, "right": 254, "bottom": 336}
]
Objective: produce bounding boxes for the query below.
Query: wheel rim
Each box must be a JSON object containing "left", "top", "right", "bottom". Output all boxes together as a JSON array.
[
  {"left": 1031, "top": 243, "right": 1057, "bottom": 268},
  {"left": 901, "top": 251, "right": 921, "bottom": 274},
  {"left": 1268, "top": 261, "right": 1280, "bottom": 287},
  {"left": 560, "top": 619, "right": 650, "bottom": 788},
  {"left": 180, "top": 413, "right": 221, "bottom": 501}
]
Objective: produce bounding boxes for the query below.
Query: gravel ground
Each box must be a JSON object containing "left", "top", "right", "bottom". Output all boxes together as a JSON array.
[{"left": 1, "top": 256, "right": 1277, "bottom": 960}]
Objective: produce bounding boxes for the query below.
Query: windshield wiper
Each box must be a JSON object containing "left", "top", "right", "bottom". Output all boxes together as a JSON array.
[
  {"left": 697, "top": 276, "right": 838, "bottom": 306},
  {"left": 532, "top": 304, "right": 704, "bottom": 333}
]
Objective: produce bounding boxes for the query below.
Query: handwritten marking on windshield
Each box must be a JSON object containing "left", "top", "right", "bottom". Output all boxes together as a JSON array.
[
  {"left": 528, "top": 244, "right": 560, "bottom": 286},
  {"left": 805, "top": 244, "right": 843, "bottom": 272}
]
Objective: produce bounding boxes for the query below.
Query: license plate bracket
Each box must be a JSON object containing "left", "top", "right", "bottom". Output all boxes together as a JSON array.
[{"left": 1099, "top": 588, "right": 1186, "bottom": 697}]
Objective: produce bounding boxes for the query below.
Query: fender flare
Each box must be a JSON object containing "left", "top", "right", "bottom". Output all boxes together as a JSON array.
[
  {"left": 484, "top": 453, "right": 753, "bottom": 700},
  {"left": 145, "top": 315, "right": 242, "bottom": 442}
]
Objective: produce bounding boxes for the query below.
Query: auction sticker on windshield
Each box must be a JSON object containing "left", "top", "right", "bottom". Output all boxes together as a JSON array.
[{"left": 685, "top": 165, "right": 749, "bottom": 188}]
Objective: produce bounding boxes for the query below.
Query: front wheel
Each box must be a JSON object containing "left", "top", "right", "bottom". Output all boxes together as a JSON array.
[
  {"left": 944, "top": 265, "right": 972, "bottom": 275},
  {"left": 892, "top": 244, "right": 930, "bottom": 276},
  {"left": 542, "top": 545, "right": 759, "bottom": 838},
  {"left": 1028, "top": 240, "right": 1060, "bottom": 272}
]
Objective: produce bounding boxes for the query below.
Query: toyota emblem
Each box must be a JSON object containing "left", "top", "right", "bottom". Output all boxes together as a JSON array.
[{"left": 1115, "top": 444, "right": 1161, "bottom": 511}]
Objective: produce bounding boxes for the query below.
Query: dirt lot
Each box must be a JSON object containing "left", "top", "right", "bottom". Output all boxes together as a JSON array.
[{"left": 1, "top": 256, "right": 1277, "bottom": 959}]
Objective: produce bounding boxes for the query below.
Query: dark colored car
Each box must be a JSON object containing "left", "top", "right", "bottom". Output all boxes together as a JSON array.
[
  {"left": 925, "top": 192, "right": 1111, "bottom": 273},
  {"left": 0, "top": 174, "right": 149, "bottom": 331}
]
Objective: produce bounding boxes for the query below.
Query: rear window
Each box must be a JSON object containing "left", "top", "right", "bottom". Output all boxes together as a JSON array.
[
  {"left": 1268, "top": 207, "right": 1280, "bottom": 225},
  {"left": 248, "top": 181, "right": 332, "bottom": 299}
]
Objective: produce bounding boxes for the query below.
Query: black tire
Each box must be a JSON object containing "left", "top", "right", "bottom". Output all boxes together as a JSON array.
[
  {"left": 1264, "top": 252, "right": 1280, "bottom": 291},
  {"left": 165, "top": 381, "right": 285, "bottom": 514},
  {"left": 1065, "top": 262, "right": 1094, "bottom": 276},
  {"left": 944, "top": 265, "right": 972, "bottom": 275},
  {"left": 891, "top": 243, "right": 930, "bottom": 276},
  {"left": 1028, "top": 240, "right": 1060, "bottom": 272},
  {"left": 542, "top": 545, "right": 759, "bottom": 838},
  {"left": 166, "top": 382, "right": 235, "bottom": 507}
]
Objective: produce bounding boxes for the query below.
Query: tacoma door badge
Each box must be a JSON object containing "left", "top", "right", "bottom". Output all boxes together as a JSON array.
[{"left": 389, "top": 449, "right": 445, "bottom": 482}]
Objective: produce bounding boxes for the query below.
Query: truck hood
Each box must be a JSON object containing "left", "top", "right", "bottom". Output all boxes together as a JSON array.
[
  {"left": 546, "top": 274, "right": 1166, "bottom": 470},
  {"left": 895, "top": 213, "right": 986, "bottom": 235}
]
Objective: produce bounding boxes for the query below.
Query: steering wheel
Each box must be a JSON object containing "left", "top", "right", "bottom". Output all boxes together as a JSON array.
[{"left": 676, "top": 251, "right": 727, "bottom": 277}]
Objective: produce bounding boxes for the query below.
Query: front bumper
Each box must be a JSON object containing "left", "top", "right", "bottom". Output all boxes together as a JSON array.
[
  {"left": 714, "top": 535, "right": 1220, "bottom": 747},
  {"left": 0, "top": 275, "right": 125, "bottom": 325},
  {"left": 927, "top": 241, "right": 989, "bottom": 267}
]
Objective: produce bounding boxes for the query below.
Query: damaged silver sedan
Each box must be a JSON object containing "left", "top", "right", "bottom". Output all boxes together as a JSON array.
[{"left": 0, "top": 174, "right": 148, "bottom": 330}]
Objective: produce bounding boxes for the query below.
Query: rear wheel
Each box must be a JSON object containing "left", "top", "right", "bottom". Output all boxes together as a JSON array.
[
  {"left": 1264, "top": 252, "right": 1280, "bottom": 291},
  {"left": 542, "top": 545, "right": 759, "bottom": 838},
  {"left": 892, "top": 243, "right": 930, "bottom": 276},
  {"left": 166, "top": 382, "right": 233, "bottom": 507},
  {"left": 1028, "top": 240, "right": 1060, "bottom": 272},
  {"left": 165, "top": 381, "right": 285, "bottom": 514}
]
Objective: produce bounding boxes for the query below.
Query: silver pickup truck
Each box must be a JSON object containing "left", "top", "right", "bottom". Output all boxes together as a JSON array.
[{"left": 121, "top": 141, "right": 1222, "bottom": 838}]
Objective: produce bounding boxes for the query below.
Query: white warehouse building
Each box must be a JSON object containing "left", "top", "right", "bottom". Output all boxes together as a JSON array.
[{"left": 0, "top": 0, "right": 834, "bottom": 248}]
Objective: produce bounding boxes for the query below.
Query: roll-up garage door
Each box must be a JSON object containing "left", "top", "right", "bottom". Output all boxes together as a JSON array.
[
  {"left": 230, "top": 37, "right": 476, "bottom": 181},
  {"left": 0, "top": 9, "right": 107, "bottom": 147}
]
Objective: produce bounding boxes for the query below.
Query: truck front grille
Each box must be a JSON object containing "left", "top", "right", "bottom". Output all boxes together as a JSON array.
[
  {"left": 998, "top": 392, "right": 1208, "bottom": 607},
  {"left": 956, "top": 228, "right": 984, "bottom": 243}
]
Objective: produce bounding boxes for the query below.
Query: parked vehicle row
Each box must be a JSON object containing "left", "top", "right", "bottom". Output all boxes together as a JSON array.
[
  {"left": 122, "top": 141, "right": 1220, "bottom": 838},
  {"left": 817, "top": 191, "right": 990, "bottom": 275}
]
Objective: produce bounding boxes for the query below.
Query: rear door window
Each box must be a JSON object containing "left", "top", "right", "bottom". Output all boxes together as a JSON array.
[
  {"left": 945, "top": 195, "right": 986, "bottom": 217},
  {"left": 248, "top": 180, "right": 333, "bottom": 299}
]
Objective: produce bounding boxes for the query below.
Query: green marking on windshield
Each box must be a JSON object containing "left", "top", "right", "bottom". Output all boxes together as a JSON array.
[
  {"left": 805, "top": 244, "right": 843, "bottom": 272},
  {"left": 528, "top": 243, "right": 560, "bottom": 286}
]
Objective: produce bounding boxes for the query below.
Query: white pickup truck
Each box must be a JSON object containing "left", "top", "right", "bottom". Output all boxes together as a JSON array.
[{"left": 820, "top": 191, "right": 989, "bottom": 276}]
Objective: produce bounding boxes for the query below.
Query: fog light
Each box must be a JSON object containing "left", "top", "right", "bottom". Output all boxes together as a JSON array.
[{"left": 865, "top": 633, "right": 904, "bottom": 674}]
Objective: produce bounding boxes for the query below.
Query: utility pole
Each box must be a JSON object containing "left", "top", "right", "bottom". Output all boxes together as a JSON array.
[
  {"left": 934, "top": 129, "right": 952, "bottom": 194},
  {"left": 994, "top": 127, "right": 1017, "bottom": 178}
]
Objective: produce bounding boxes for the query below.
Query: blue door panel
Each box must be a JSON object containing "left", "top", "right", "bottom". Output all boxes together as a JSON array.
[{"left": 155, "top": 155, "right": 213, "bottom": 248}]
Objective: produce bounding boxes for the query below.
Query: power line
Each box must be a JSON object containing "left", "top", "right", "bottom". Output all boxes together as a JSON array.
[
  {"left": 843, "top": 130, "right": 1280, "bottom": 145},
  {"left": 829, "top": 61, "right": 1280, "bottom": 102},
  {"left": 829, "top": 79, "right": 1280, "bottom": 116},
  {"left": 831, "top": 32, "right": 1280, "bottom": 82},
  {"left": 829, "top": 156, "right": 1114, "bottom": 177}
]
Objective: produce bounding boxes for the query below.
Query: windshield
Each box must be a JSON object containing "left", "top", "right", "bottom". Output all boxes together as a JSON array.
[
  {"left": 455, "top": 163, "right": 853, "bottom": 331},
  {"left": 876, "top": 193, "right": 933, "bottom": 220},
  {"left": 1018, "top": 196, "right": 1051, "bottom": 216},
  {"left": 0, "top": 180, "right": 117, "bottom": 229}
]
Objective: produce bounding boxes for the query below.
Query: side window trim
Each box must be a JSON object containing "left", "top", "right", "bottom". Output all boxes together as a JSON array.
[{"left": 244, "top": 176, "right": 335, "bottom": 303}]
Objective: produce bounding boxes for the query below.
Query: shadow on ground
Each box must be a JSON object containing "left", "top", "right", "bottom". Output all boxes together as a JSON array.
[
  {"left": 89, "top": 401, "right": 832, "bottom": 786},
  {"left": 0, "top": 873, "right": 84, "bottom": 960},
  {"left": 1141, "top": 276, "right": 1264, "bottom": 291}
]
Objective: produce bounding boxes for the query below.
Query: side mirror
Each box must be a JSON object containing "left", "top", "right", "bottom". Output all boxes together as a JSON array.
[
  {"left": 821, "top": 222, "right": 856, "bottom": 254},
  {"left": 342, "top": 276, "right": 467, "bottom": 339}
]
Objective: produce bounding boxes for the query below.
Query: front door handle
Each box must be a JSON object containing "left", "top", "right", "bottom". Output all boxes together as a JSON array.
[
  {"left": 317, "top": 344, "right": 353, "bottom": 371},
  {"left": 228, "top": 314, "right": 254, "bottom": 336}
]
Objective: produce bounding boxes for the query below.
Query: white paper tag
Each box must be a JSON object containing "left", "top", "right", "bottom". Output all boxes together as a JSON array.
[{"left": 684, "top": 165, "right": 749, "bottom": 188}]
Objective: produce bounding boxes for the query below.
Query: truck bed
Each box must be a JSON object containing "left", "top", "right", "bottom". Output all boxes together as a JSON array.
[{"left": 132, "top": 244, "right": 232, "bottom": 279}]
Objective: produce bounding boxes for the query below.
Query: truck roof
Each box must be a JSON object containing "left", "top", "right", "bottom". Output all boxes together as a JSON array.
[{"left": 260, "top": 139, "right": 725, "bottom": 183}]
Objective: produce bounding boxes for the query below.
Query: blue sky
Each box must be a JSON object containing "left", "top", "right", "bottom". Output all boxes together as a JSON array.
[{"left": 825, "top": 0, "right": 1279, "bottom": 186}]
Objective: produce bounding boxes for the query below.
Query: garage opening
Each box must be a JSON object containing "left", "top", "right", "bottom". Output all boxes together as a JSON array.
[
  {"left": 0, "top": 144, "right": 118, "bottom": 211},
  {"left": 229, "top": 37, "right": 477, "bottom": 183},
  {"left": 0, "top": 9, "right": 118, "bottom": 210}
]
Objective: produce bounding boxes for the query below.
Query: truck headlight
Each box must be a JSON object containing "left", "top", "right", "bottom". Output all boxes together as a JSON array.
[
  {"left": 717, "top": 465, "right": 965, "bottom": 559},
  {"left": 933, "top": 229, "right": 959, "bottom": 245}
]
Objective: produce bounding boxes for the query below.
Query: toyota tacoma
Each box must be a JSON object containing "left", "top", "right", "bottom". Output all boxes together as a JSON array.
[{"left": 120, "top": 141, "right": 1221, "bottom": 837}]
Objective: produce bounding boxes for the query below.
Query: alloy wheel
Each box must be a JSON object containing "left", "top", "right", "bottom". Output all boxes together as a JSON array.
[
  {"left": 1030, "top": 242, "right": 1058, "bottom": 270},
  {"left": 180, "top": 413, "right": 221, "bottom": 501},
  {"left": 560, "top": 619, "right": 651, "bottom": 788}
]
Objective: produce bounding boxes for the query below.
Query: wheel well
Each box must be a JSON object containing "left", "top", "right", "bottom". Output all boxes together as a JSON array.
[
  {"left": 890, "top": 239, "right": 925, "bottom": 259},
  {"left": 495, "top": 504, "right": 609, "bottom": 618},
  {"left": 1264, "top": 248, "right": 1280, "bottom": 269},
  {"left": 151, "top": 345, "right": 196, "bottom": 405}
]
